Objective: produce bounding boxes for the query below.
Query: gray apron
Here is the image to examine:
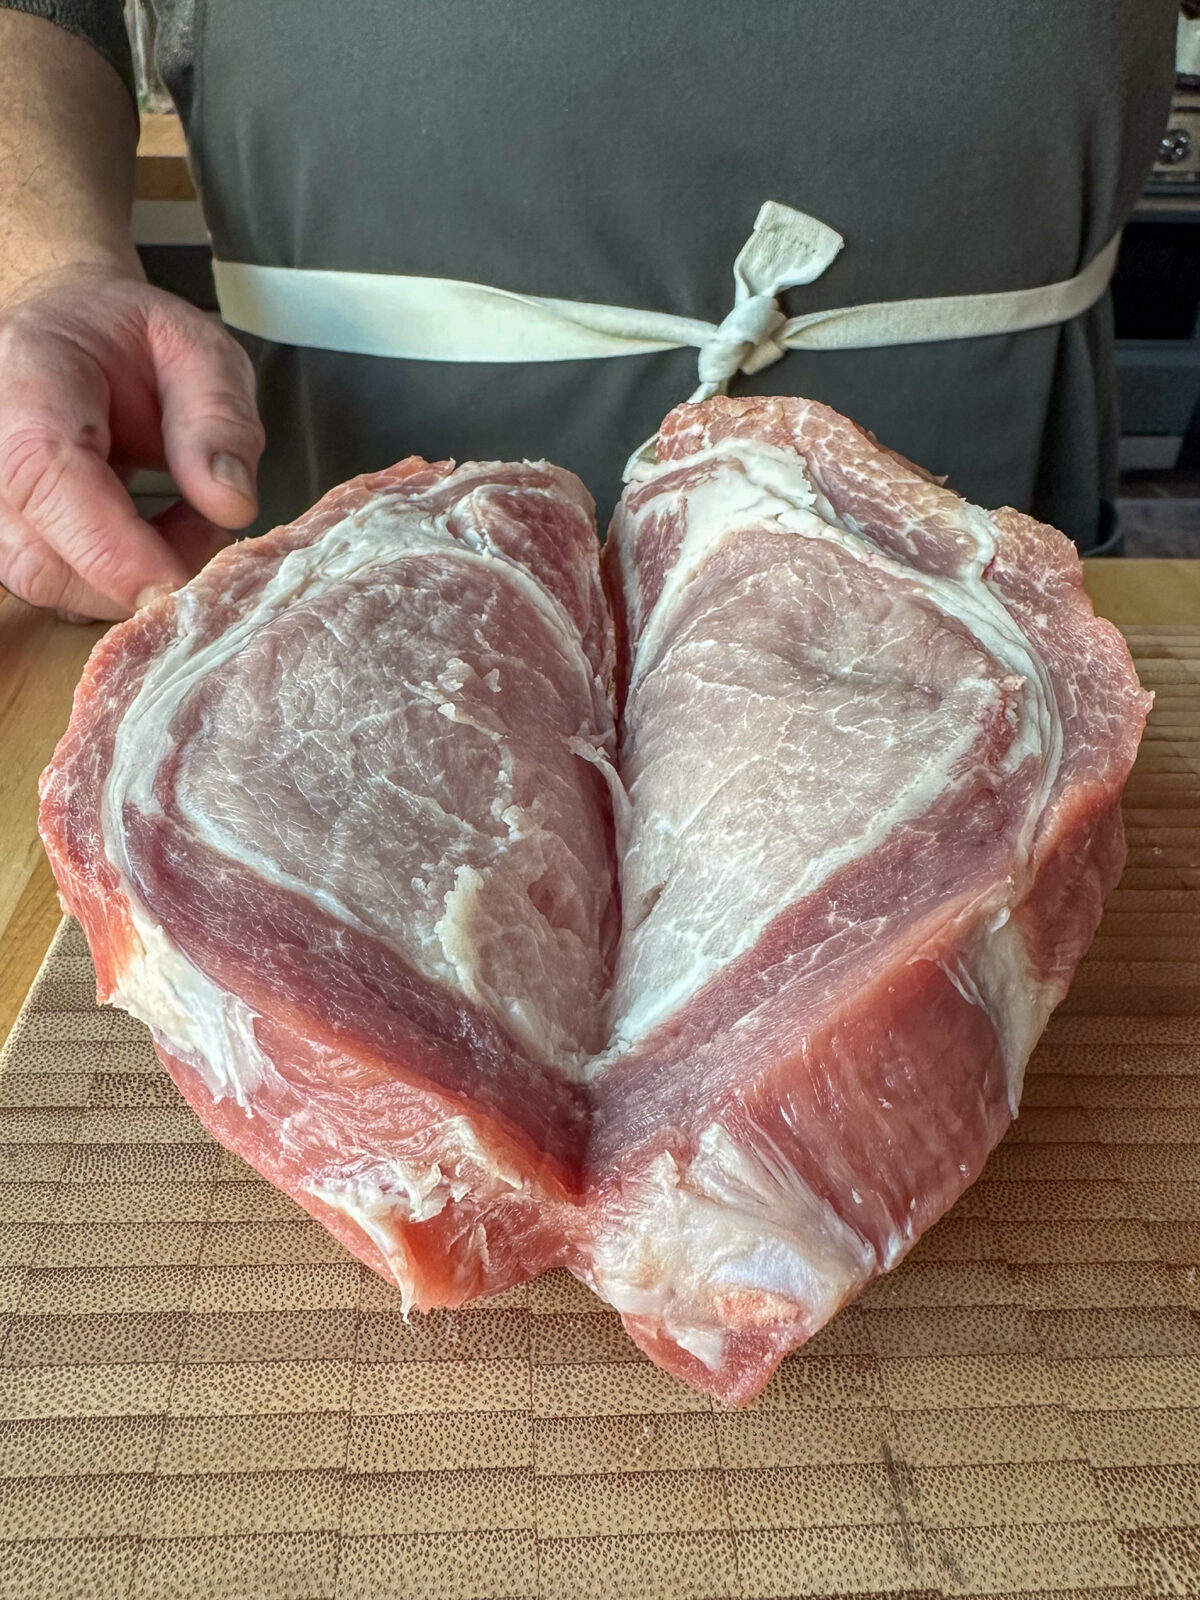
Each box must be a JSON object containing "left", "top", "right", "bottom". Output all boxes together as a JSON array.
[{"left": 156, "top": 0, "right": 1178, "bottom": 543}]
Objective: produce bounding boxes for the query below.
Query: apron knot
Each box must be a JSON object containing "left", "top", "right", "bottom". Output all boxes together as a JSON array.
[
  {"left": 696, "top": 293, "right": 789, "bottom": 387},
  {"left": 689, "top": 201, "right": 846, "bottom": 401}
]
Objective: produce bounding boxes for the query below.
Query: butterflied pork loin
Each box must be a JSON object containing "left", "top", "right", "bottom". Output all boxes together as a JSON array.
[
  {"left": 39, "top": 397, "right": 1149, "bottom": 1405},
  {"left": 40, "top": 457, "right": 620, "bottom": 1309},
  {"left": 589, "top": 397, "right": 1149, "bottom": 1399}
]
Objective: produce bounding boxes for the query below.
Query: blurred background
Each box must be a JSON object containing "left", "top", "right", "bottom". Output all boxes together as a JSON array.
[
  {"left": 122, "top": 1, "right": 1200, "bottom": 557},
  {"left": 1109, "top": 0, "right": 1200, "bottom": 554}
]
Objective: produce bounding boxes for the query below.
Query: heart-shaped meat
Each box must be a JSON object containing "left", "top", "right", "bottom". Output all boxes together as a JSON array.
[{"left": 38, "top": 397, "right": 1149, "bottom": 1404}]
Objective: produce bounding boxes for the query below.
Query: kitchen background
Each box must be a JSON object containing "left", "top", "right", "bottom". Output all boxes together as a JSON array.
[{"left": 121, "top": 2, "right": 1200, "bottom": 558}]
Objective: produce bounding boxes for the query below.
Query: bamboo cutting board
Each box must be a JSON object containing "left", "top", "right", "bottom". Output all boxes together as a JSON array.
[{"left": 0, "top": 625, "right": 1197, "bottom": 1600}]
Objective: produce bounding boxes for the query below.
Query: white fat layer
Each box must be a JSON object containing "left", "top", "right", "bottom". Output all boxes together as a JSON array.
[
  {"left": 942, "top": 910, "right": 1056, "bottom": 1114},
  {"left": 309, "top": 1163, "right": 461, "bottom": 1236},
  {"left": 309, "top": 1181, "right": 418, "bottom": 1311},
  {"left": 588, "top": 1122, "right": 875, "bottom": 1371},
  {"left": 101, "top": 487, "right": 608, "bottom": 1092},
  {"left": 440, "top": 1113, "right": 528, "bottom": 1194},
  {"left": 607, "top": 435, "right": 1063, "bottom": 1051},
  {"left": 306, "top": 1117, "right": 527, "bottom": 1312},
  {"left": 435, "top": 865, "right": 518, "bottom": 1043},
  {"left": 110, "top": 913, "right": 269, "bottom": 1110},
  {"left": 624, "top": 439, "right": 849, "bottom": 686}
]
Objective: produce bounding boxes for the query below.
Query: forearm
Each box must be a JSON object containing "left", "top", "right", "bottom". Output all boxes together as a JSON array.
[{"left": 0, "top": 10, "right": 140, "bottom": 304}]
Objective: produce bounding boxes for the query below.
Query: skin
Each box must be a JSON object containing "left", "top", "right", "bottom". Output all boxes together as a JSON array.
[{"left": 0, "top": 12, "right": 265, "bottom": 620}]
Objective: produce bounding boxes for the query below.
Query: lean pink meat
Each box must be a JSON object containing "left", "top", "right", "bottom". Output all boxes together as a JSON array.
[{"left": 38, "top": 397, "right": 1149, "bottom": 1404}]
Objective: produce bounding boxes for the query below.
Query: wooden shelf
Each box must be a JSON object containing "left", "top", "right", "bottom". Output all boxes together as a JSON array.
[{"left": 136, "top": 111, "right": 194, "bottom": 201}]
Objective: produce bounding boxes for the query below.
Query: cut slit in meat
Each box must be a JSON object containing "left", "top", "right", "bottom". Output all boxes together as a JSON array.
[{"left": 39, "top": 396, "right": 1150, "bottom": 1405}]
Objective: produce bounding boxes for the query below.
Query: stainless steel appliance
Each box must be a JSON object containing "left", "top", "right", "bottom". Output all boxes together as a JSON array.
[{"left": 1115, "top": 6, "right": 1200, "bottom": 469}]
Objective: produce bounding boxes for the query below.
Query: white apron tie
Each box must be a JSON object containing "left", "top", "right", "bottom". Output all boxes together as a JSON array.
[{"left": 212, "top": 201, "right": 1121, "bottom": 471}]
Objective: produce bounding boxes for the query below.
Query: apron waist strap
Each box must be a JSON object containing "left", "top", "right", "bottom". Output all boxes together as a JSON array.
[{"left": 212, "top": 202, "right": 1121, "bottom": 402}]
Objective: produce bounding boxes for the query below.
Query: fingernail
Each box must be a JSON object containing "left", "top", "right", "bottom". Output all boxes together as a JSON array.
[
  {"left": 55, "top": 610, "right": 94, "bottom": 626},
  {"left": 135, "top": 582, "right": 177, "bottom": 611},
  {"left": 211, "top": 451, "right": 254, "bottom": 500}
]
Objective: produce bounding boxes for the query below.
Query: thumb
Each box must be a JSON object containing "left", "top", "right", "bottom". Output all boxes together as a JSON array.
[
  {"left": 150, "top": 305, "right": 266, "bottom": 531},
  {"left": 152, "top": 497, "right": 237, "bottom": 577}
]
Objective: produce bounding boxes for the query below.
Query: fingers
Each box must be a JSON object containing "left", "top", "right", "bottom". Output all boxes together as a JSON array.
[
  {"left": 0, "top": 421, "right": 191, "bottom": 613},
  {"left": 150, "top": 306, "right": 265, "bottom": 532},
  {"left": 0, "top": 497, "right": 235, "bottom": 623},
  {"left": 152, "top": 497, "right": 236, "bottom": 574},
  {"left": 0, "top": 499, "right": 131, "bottom": 621},
  {"left": 0, "top": 341, "right": 191, "bottom": 613},
  {"left": 0, "top": 278, "right": 262, "bottom": 619}
]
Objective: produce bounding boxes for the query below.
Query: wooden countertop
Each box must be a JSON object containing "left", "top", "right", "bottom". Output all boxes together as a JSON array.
[
  {"left": 135, "top": 111, "right": 194, "bottom": 201},
  {"left": 1, "top": 558, "right": 1199, "bottom": 1044}
]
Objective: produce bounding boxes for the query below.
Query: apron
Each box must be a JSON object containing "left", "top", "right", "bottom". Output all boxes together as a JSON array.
[{"left": 156, "top": 0, "right": 1178, "bottom": 543}]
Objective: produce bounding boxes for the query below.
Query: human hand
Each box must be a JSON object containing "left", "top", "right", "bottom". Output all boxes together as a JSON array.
[{"left": 0, "top": 268, "right": 265, "bottom": 620}]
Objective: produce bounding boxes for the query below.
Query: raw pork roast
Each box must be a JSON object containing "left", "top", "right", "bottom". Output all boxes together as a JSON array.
[{"left": 39, "top": 397, "right": 1149, "bottom": 1404}]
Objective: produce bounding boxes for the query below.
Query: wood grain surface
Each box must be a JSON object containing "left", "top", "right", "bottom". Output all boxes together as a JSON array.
[
  {"left": 0, "top": 599, "right": 104, "bottom": 1047},
  {"left": 0, "top": 598, "right": 1196, "bottom": 1596},
  {"left": 134, "top": 113, "right": 193, "bottom": 202}
]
